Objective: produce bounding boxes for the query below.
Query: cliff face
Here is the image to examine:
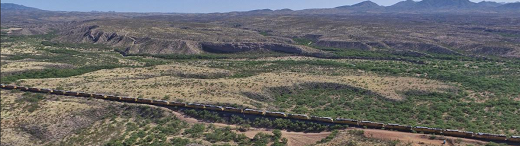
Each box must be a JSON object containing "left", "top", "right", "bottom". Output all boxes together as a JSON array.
[{"left": 55, "top": 24, "right": 323, "bottom": 56}]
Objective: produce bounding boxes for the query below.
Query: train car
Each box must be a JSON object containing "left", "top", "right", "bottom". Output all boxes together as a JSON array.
[
  {"left": 136, "top": 98, "right": 153, "bottom": 104},
  {"left": 170, "top": 101, "right": 186, "bottom": 107},
  {"left": 153, "top": 100, "right": 169, "bottom": 106},
  {"left": 205, "top": 105, "right": 224, "bottom": 111},
  {"left": 244, "top": 109, "right": 265, "bottom": 115},
  {"left": 78, "top": 92, "right": 92, "bottom": 97},
  {"left": 18, "top": 86, "right": 30, "bottom": 91},
  {"left": 120, "top": 96, "right": 137, "bottom": 102},
  {"left": 288, "top": 114, "right": 310, "bottom": 120},
  {"left": 4, "top": 85, "right": 17, "bottom": 89},
  {"left": 509, "top": 136, "right": 520, "bottom": 143},
  {"left": 53, "top": 90, "right": 66, "bottom": 95},
  {"left": 28, "top": 87, "right": 40, "bottom": 92},
  {"left": 186, "top": 103, "right": 205, "bottom": 109},
  {"left": 0, "top": 84, "right": 5, "bottom": 88},
  {"left": 104, "top": 95, "right": 119, "bottom": 100},
  {"left": 265, "top": 111, "right": 287, "bottom": 118},
  {"left": 443, "top": 129, "right": 473, "bottom": 138},
  {"left": 223, "top": 107, "right": 243, "bottom": 113},
  {"left": 40, "top": 89, "right": 53, "bottom": 93},
  {"left": 359, "top": 121, "right": 384, "bottom": 129},
  {"left": 311, "top": 116, "right": 334, "bottom": 123},
  {"left": 475, "top": 133, "right": 507, "bottom": 141},
  {"left": 65, "top": 91, "right": 79, "bottom": 96},
  {"left": 334, "top": 118, "right": 358, "bottom": 125},
  {"left": 385, "top": 124, "right": 412, "bottom": 132},
  {"left": 413, "top": 126, "right": 443, "bottom": 134},
  {"left": 93, "top": 94, "right": 107, "bottom": 99}
]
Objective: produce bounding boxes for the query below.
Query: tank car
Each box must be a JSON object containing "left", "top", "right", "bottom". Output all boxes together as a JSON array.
[
  {"left": 475, "top": 133, "right": 507, "bottom": 141},
  {"left": 265, "top": 111, "right": 287, "bottom": 118},
  {"left": 153, "top": 100, "right": 169, "bottom": 106},
  {"left": 359, "top": 121, "right": 384, "bottom": 128},
  {"left": 311, "top": 116, "right": 334, "bottom": 123},
  {"left": 288, "top": 114, "right": 310, "bottom": 120},
  {"left": 244, "top": 109, "right": 265, "bottom": 115},
  {"left": 186, "top": 103, "right": 205, "bottom": 109},
  {"left": 170, "top": 101, "right": 186, "bottom": 107},
  {"left": 509, "top": 136, "right": 520, "bottom": 143},
  {"left": 334, "top": 118, "right": 358, "bottom": 125},
  {"left": 443, "top": 129, "right": 473, "bottom": 138},
  {"left": 205, "top": 105, "right": 224, "bottom": 111},
  {"left": 385, "top": 124, "right": 412, "bottom": 132},
  {"left": 223, "top": 107, "right": 243, "bottom": 113}
]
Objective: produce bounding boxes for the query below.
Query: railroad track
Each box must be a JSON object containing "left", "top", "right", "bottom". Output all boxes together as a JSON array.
[{"left": 1, "top": 84, "right": 519, "bottom": 144}]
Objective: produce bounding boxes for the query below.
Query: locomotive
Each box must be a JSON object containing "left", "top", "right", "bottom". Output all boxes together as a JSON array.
[{"left": 1, "top": 84, "right": 519, "bottom": 144}]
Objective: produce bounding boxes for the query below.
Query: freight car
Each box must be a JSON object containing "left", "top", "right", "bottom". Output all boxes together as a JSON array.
[
  {"left": 53, "top": 90, "right": 66, "bottom": 95},
  {"left": 136, "top": 98, "right": 153, "bottom": 104},
  {"left": 119, "top": 96, "right": 136, "bottom": 102},
  {"left": 28, "top": 87, "right": 40, "bottom": 92},
  {"left": 244, "top": 109, "right": 265, "bottom": 115},
  {"left": 4, "top": 85, "right": 17, "bottom": 89},
  {"left": 334, "top": 118, "right": 358, "bottom": 125},
  {"left": 359, "top": 121, "right": 384, "bottom": 128},
  {"left": 40, "top": 89, "right": 53, "bottom": 93},
  {"left": 223, "top": 107, "right": 243, "bottom": 113},
  {"left": 17, "top": 86, "right": 29, "bottom": 91},
  {"left": 265, "top": 111, "right": 287, "bottom": 118},
  {"left": 509, "top": 136, "right": 520, "bottom": 143},
  {"left": 443, "top": 129, "right": 473, "bottom": 138},
  {"left": 475, "top": 133, "right": 507, "bottom": 141},
  {"left": 311, "top": 116, "right": 334, "bottom": 123},
  {"left": 413, "top": 126, "right": 442, "bottom": 134},
  {"left": 93, "top": 94, "right": 107, "bottom": 99},
  {"left": 65, "top": 91, "right": 79, "bottom": 96},
  {"left": 104, "top": 95, "right": 119, "bottom": 100},
  {"left": 186, "top": 103, "right": 205, "bottom": 109},
  {"left": 205, "top": 105, "right": 224, "bottom": 111},
  {"left": 385, "top": 124, "right": 412, "bottom": 132},
  {"left": 153, "top": 100, "right": 169, "bottom": 106},
  {"left": 170, "top": 101, "right": 186, "bottom": 107},
  {"left": 77, "top": 92, "right": 92, "bottom": 97},
  {"left": 288, "top": 114, "right": 310, "bottom": 120}
]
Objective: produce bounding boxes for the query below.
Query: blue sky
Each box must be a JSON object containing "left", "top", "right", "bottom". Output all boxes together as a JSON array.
[{"left": 2, "top": 0, "right": 519, "bottom": 13}]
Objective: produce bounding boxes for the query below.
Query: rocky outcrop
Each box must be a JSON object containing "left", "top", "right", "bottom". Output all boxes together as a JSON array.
[
  {"left": 55, "top": 24, "right": 327, "bottom": 56},
  {"left": 384, "top": 41, "right": 459, "bottom": 55},
  {"left": 200, "top": 42, "right": 308, "bottom": 54},
  {"left": 315, "top": 40, "right": 372, "bottom": 50}
]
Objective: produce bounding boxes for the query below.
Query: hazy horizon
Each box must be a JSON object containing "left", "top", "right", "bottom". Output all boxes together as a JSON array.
[{"left": 2, "top": 0, "right": 519, "bottom": 13}]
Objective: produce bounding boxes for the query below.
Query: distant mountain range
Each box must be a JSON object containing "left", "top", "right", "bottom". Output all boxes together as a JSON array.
[
  {"left": 334, "top": 0, "right": 520, "bottom": 13},
  {"left": 1, "top": 0, "right": 519, "bottom": 14},
  {"left": 1, "top": 3, "right": 41, "bottom": 11}
]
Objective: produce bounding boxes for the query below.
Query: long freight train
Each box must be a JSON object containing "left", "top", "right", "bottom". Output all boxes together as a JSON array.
[{"left": 1, "top": 84, "right": 518, "bottom": 143}]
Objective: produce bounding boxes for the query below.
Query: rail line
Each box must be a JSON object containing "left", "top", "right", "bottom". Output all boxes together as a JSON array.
[{"left": 1, "top": 84, "right": 519, "bottom": 144}]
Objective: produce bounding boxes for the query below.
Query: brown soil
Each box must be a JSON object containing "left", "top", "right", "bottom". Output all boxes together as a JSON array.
[{"left": 361, "top": 128, "right": 488, "bottom": 146}]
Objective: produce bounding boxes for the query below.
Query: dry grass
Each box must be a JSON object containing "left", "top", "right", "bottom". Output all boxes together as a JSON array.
[
  {"left": 1, "top": 61, "right": 72, "bottom": 73},
  {"left": 18, "top": 62, "right": 454, "bottom": 108}
]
